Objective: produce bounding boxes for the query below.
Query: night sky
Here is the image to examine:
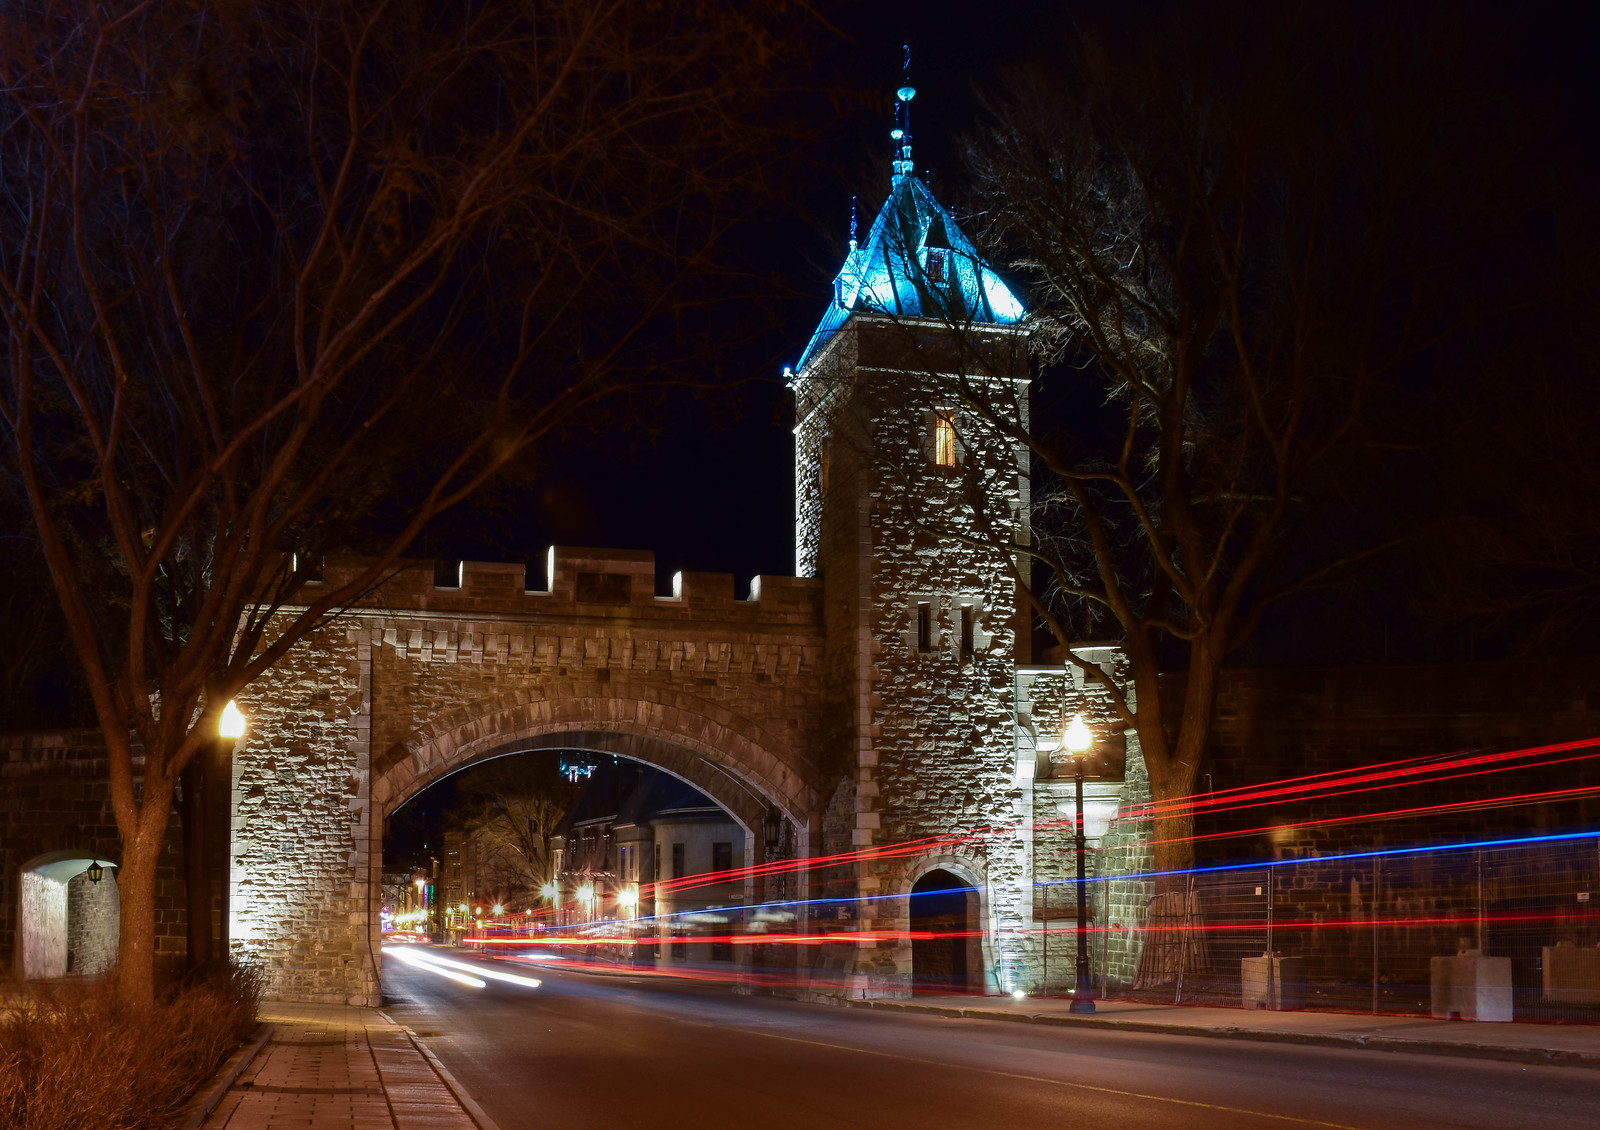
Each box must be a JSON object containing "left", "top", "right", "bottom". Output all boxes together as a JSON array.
[
  {"left": 416, "top": 1, "right": 1079, "bottom": 595},
  {"left": 419, "top": 1, "right": 1600, "bottom": 608},
  {"left": 390, "top": 0, "right": 1600, "bottom": 843}
]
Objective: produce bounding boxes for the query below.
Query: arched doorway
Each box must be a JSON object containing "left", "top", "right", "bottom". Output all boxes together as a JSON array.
[
  {"left": 910, "top": 868, "right": 978, "bottom": 994},
  {"left": 18, "top": 853, "right": 120, "bottom": 979}
]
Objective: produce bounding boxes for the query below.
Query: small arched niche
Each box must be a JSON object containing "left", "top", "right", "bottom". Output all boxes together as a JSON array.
[{"left": 18, "top": 853, "right": 119, "bottom": 979}]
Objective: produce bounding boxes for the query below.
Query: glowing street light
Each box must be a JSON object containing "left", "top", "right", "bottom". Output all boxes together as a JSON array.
[
  {"left": 539, "top": 882, "right": 559, "bottom": 902},
  {"left": 616, "top": 885, "right": 638, "bottom": 911},
  {"left": 219, "top": 700, "right": 247, "bottom": 739},
  {"left": 492, "top": 903, "right": 504, "bottom": 916},
  {"left": 575, "top": 884, "right": 595, "bottom": 904}
]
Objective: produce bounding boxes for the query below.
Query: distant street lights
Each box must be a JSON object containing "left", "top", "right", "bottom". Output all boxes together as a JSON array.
[{"left": 1063, "top": 714, "right": 1097, "bottom": 1014}]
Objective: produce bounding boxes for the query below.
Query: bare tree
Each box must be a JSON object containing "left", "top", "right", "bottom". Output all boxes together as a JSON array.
[
  {"left": 450, "top": 760, "right": 575, "bottom": 907},
  {"left": 888, "top": 7, "right": 1532, "bottom": 876},
  {"left": 0, "top": 0, "right": 824, "bottom": 1006}
]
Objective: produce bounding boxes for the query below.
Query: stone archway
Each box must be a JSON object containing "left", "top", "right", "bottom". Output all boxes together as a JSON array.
[
  {"left": 909, "top": 869, "right": 977, "bottom": 993},
  {"left": 365, "top": 692, "right": 820, "bottom": 998},
  {"left": 372, "top": 685, "right": 818, "bottom": 835},
  {"left": 900, "top": 855, "right": 994, "bottom": 996},
  {"left": 18, "top": 852, "right": 119, "bottom": 979}
]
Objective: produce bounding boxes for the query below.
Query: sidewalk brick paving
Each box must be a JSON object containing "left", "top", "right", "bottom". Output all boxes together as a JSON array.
[{"left": 203, "top": 1003, "right": 480, "bottom": 1130}]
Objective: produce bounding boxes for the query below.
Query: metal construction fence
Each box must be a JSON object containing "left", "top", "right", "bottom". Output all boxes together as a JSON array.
[{"left": 1037, "top": 835, "right": 1600, "bottom": 1020}]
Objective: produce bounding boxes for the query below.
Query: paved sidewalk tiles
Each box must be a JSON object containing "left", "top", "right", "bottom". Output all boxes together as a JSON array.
[{"left": 202, "top": 1003, "right": 481, "bottom": 1130}]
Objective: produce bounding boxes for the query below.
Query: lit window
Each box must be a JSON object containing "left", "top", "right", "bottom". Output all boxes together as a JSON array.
[
  {"left": 933, "top": 410, "right": 957, "bottom": 467},
  {"left": 925, "top": 248, "right": 947, "bottom": 284}
]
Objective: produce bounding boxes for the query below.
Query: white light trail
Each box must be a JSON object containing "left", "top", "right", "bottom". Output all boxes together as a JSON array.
[
  {"left": 383, "top": 945, "right": 542, "bottom": 989},
  {"left": 384, "top": 946, "right": 485, "bottom": 988}
]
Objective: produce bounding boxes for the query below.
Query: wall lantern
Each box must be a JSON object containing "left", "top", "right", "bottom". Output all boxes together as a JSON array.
[
  {"left": 763, "top": 805, "right": 785, "bottom": 857},
  {"left": 85, "top": 860, "right": 104, "bottom": 885}
]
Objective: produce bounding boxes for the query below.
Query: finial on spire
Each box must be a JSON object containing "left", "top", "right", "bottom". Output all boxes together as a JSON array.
[
  {"left": 893, "top": 44, "right": 915, "bottom": 181},
  {"left": 849, "top": 196, "right": 858, "bottom": 252}
]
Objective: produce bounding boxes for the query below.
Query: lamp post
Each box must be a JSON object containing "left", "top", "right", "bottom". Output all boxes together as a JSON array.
[
  {"left": 185, "top": 698, "right": 247, "bottom": 970},
  {"left": 1063, "top": 714, "right": 1096, "bottom": 1014}
]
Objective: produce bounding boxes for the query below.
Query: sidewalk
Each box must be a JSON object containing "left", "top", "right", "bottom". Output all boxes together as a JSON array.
[
  {"left": 200, "top": 1003, "right": 495, "bottom": 1130},
  {"left": 841, "top": 992, "right": 1600, "bottom": 1067}
]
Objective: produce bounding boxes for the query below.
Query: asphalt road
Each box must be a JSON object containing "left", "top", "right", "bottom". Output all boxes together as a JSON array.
[{"left": 380, "top": 947, "right": 1600, "bottom": 1130}]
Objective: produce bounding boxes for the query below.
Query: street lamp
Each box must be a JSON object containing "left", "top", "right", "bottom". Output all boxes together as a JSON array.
[
  {"left": 1063, "top": 713, "right": 1096, "bottom": 1014},
  {"left": 219, "top": 699, "right": 247, "bottom": 739}
]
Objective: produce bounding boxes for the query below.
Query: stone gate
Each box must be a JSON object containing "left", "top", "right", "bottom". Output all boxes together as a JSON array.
[
  {"left": 5, "top": 152, "right": 1152, "bottom": 1004},
  {"left": 230, "top": 548, "right": 826, "bottom": 1003}
]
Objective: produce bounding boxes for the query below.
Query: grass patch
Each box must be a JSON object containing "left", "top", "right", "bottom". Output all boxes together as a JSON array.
[{"left": 0, "top": 962, "right": 261, "bottom": 1130}]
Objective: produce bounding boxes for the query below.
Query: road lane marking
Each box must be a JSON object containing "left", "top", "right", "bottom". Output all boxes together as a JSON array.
[{"left": 679, "top": 1020, "right": 1371, "bottom": 1130}]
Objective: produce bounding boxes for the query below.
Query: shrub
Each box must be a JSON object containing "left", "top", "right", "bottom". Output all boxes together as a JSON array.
[{"left": 0, "top": 962, "right": 261, "bottom": 1130}]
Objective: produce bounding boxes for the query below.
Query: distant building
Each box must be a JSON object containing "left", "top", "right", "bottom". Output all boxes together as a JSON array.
[{"left": 552, "top": 760, "right": 745, "bottom": 968}]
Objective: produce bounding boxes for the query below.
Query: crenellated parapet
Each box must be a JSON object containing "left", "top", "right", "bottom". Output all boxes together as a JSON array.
[{"left": 293, "top": 547, "right": 822, "bottom": 628}]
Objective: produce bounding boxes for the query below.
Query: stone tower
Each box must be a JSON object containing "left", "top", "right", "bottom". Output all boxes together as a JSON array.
[{"left": 789, "top": 77, "right": 1036, "bottom": 995}]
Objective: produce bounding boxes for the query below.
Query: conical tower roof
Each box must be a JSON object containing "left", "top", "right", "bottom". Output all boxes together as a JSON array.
[{"left": 794, "top": 173, "right": 1026, "bottom": 376}]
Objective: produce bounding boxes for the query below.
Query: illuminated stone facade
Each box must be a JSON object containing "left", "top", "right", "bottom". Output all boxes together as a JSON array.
[
  {"left": 3, "top": 169, "right": 1147, "bottom": 1003},
  {"left": 227, "top": 550, "right": 826, "bottom": 1003}
]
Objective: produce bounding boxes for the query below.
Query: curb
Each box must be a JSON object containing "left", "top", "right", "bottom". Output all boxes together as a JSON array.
[
  {"left": 841, "top": 999, "right": 1600, "bottom": 1070},
  {"left": 175, "top": 1022, "right": 274, "bottom": 1129},
  {"left": 380, "top": 1011, "right": 504, "bottom": 1130}
]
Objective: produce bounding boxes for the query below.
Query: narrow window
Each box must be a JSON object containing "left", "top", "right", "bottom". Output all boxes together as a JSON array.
[
  {"left": 672, "top": 841, "right": 685, "bottom": 879},
  {"left": 652, "top": 845, "right": 661, "bottom": 882},
  {"left": 712, "top": 842, "right": 733, "bottom": 875},
  {"left": 925, "top": 248, "right": 947, "bottom": 283},
  {"left": 961, "top": 605, "right": 974, "bottom": 659},
  {"left": 917, "top": 602, "right": 932, "bottom": 653},
  {"left": 933, "top": 410, "right": 957, "bottom": 467}
]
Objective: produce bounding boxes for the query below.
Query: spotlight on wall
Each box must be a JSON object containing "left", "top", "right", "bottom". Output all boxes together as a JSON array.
[{"left": 85, "top": 860, "right": 103, "bottom": 885}]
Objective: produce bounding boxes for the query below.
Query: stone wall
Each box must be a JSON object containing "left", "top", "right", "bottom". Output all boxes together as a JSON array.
[
  {"left": 67, "top": 869, "right": 120, "bottom": 976},
  {"left": 794, "top": 318, "right": 1035, "bottom": 995},
  {"left": 230, "top": 548, "right": 826, "bottom": 1004},
  {"left": 1, "top": 731, "right": 185, "bottom": 979}
]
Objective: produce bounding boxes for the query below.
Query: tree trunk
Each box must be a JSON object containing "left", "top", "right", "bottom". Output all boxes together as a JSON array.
[
  {"left": 1151, "top": 806, "right": 1196, "bottom": 878},
  {"left": 181, "top": 758, "right": 212, "bottom": 970},
  {"left": 116, "top": 817, "right": 165, "bottom": 1009}
]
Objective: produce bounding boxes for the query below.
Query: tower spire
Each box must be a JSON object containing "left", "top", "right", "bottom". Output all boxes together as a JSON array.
[
  {"left": 849, "top": 196, "right": 858, "bottom": 252},
  {"left": 892, "top": 44, "right": 915, "bottom": 181}
]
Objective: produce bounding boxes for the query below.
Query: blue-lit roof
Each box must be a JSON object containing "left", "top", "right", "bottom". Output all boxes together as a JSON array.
[{"left": 794, "top": 174, "right": 1026, "bottom": 376}]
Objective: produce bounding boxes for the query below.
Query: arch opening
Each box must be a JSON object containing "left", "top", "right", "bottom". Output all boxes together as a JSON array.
[
  {"left": 18, "top": 853, "right": 120, "bottom": 980},
  {"left": 910, "top": 867, "right": 980, "bottom": 995},
  {"left": 381, "top": 743, "right": 789, "bottom": 976}
]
